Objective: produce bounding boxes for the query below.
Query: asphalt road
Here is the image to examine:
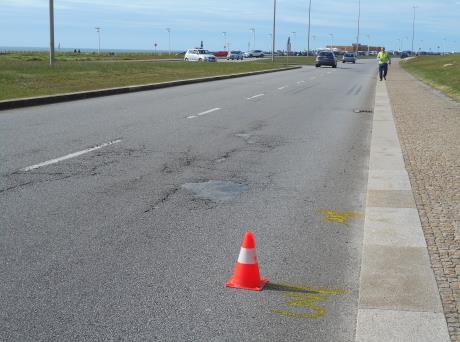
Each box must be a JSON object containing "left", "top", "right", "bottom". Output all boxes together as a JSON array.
[{"left": 1, "top": 60, "right": 377, "bottom": 341}]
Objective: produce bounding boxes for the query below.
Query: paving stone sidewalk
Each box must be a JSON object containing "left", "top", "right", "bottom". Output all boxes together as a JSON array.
[{"left": 385, "top": 61, "right": 460, "bottom": 341}]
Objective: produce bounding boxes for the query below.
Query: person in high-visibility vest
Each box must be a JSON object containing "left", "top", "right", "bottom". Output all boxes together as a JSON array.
[{"left": 377, "top": 47, "right": 391, "bottom": 81}]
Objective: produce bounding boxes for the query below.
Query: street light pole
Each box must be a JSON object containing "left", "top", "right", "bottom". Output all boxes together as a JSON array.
[
  {"left": 166, "top": 28, "right": 171, "bottom": 55},
  {"left": 356, "top": 0, "right": 361, "bottom": 55},
  {"left": 222, "top": 31, "right": 227, "bottom": 51},
  {"left": 95, "top": 27, "right": 101, "bottom": 54},
  {"left": 329, "top": 33, "right": 334, "bottom": 51},
  {"left": 49, "top": 0, "right": 55, "bottom": 65},
  {"left": 411, "top": 6, "right": 417, "bottom": 54},
  {"left": 250, "top": 28, "right": 256, "bottom": 50},
  {"left": 307, "top": 0, "right": 312, "bottom": 56},
  {"left": 272, "top": 0, "right": 276, "bottom": 62}
]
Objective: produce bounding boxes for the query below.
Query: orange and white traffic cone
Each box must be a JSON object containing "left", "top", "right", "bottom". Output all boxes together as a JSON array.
[{"left": 226, "top": 231, "right": 268, "bottom": 291}]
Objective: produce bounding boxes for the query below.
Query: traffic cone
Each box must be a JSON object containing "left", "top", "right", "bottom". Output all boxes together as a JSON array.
[{"left": 226, "top": 231, "right": 268, "bottom": 291}]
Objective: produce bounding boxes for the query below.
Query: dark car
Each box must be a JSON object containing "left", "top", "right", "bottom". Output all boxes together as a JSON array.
[
  {"left": 315, "top": 51, "right": 337, "bottom": 68},
  {"left": 400, "top": 51, "right": 410, "bottom": 59}
]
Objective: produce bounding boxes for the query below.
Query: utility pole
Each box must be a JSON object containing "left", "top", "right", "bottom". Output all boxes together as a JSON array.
[
  {"left": 356, "top": 0, "right": 361, "bottom": 55},
  {"left": 49, "top": 0, "right": 55, "bottom": 65},
  {"left": 250, "top": 28, "right": 256, "bottom": 50},
  {"left": 166, "top": 28, "right": 171, "bottom": 55},
  {"left": 272, "top": 0, "right": 276, "bottom": 62},
  {"left": 411, "top": 6, "right": 417, "bottom": 54},
  {"left": 95, "top": 27, "right": 101, "bottom": 54},
  {"left": 307, "top": 0, "right": 312, "bottom": 56},
  {"left": 222, "top": 32, "right": 227, "bottom": 51}
]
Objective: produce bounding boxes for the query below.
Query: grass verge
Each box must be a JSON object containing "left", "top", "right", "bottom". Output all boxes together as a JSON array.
[
  {"left": 0, "top": 54, "right": 297, "bottom": 101},
  {"left": 400, "top": 54, "right": 460, "bottom": 101}
]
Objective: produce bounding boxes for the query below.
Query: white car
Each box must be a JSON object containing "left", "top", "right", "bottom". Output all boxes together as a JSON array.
[
  {"left": 227, "top": 50, "right": 244, "bottom": 60},
  {"left": 243, "top": 50, "right": 264, "bottom": 58},
  {"left": 184, "top": 49, "right": 217, "bottom": 62}
]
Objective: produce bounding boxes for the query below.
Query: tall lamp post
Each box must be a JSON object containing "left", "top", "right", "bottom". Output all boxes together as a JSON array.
[
  {"left": 166, "top": 28, "right": 171, "bottom": 55},
  {"left": 249, "top": 28, "right": 256, "bottom": 50},
  {"left": 272, "top": 0, "right": 276, "bottom": 62},
  {"left": 329, "top": 33, "right": 334, "bottom": 51},
  {"left": 95, "top": 27, "right": 101, "bottom": 54},
  {"left": 411, "top": 6, "right": 417, "bottom": 54},
  {"left": 49, "top": 0, "right": 55, "bottom": 65},
  {"left": 222, "top": 31, "right": 227, "bottom": 51},
  {"left": 356, "top": 0, "right": 361, "bottom": 55},
  {"left": 307, "top": 0, "right": 312, "bottom": 56}
]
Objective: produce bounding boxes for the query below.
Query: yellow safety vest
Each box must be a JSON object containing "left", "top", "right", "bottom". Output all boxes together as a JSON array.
[{"left": 377, "top": 51, "right": 390, "bottom": 64}]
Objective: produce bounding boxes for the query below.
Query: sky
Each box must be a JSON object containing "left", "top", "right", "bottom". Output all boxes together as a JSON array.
[{"left": 1, "top": 0, "right": 459, "bottom": 53}]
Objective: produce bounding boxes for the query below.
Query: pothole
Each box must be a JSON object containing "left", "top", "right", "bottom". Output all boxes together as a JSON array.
[{"left": 182, "top": 180, "right": 249, "bottom": 202}]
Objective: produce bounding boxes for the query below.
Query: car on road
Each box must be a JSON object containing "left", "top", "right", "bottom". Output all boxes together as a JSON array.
[
  {"left": 244, "top": 50, "right": 264, "bottom": 58},
  {"left": 400, "top": 51, "right": 410, "bottom": 59},
  {"left": 227, "top": 50, "right": 244, "bottom": 60},
  {"left": 184, "top": 49, "right": 217, "bottom": 62},
  {"left": 342, "top": 52, "right": 356, "bottom": 64},
  {"left": 315, "top": 51, "right": 337, "bottom": 68},
  {"left": 212, "top": 51, "right": 228, "bottom": 58}
]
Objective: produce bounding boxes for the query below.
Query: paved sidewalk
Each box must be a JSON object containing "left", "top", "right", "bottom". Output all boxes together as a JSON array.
[
  {"left": 386, "top": 61, "right": 460, "bottom": 341},
  {"left": 355, "top": 66, "right": 451, "bottom": 341}
]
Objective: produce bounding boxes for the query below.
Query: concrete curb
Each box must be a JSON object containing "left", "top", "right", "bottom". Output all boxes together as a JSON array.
[
  {"left": 0, "top": 66, "right": 301, "bottom": 111},
  {"left": 355, "top": 79, "right": 450, "bottom": 341}
]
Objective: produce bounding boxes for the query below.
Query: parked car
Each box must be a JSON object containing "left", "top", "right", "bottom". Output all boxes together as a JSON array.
[
  {"left": 184, "top": 49, "right": 217, "bottom": 62},
  {"left": 212, "top": 51, "right": 228, "bottom": 58},
  {"left": 227, "top": 50, "right": 244, "bottom": 60},
  {"left": 342, "top": 52, "right": 356, "bottom": 63},
  {"left": 315, "top": 51, "right": 337, "bottom": 68},
  {"left": 244, "top": 50, "right": 264, "bottom": 58}
]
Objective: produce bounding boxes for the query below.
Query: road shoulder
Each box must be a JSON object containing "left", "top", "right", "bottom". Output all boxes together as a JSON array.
[
  {"left": 355, "top": 75, "right": 451, "bottom": 341},
  {"left": 386, "top": 61, "right": 460, "bottom": 341}
]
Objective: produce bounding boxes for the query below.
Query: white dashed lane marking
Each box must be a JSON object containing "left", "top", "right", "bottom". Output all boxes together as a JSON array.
[
  {"left": 20, "top": 139, "right": 122, "bottom": 172},
  {"left": 247, "top": 94, "right": 265, "bottom": 100},
  {"left": 187, "top": 107, "right": 221, "bottom": 119}
]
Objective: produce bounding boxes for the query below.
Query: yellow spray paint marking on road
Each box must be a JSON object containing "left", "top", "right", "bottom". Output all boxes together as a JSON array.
[
  {"left": 320, "top": 209, "right": 363, "bottom": 227},
  {"left": 268, "top": 283, "right": 349, "bottom": 319}
]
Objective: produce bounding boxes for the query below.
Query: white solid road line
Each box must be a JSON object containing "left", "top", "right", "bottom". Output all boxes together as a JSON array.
[
  {"left": 278, "top": 86, "right": 288, "bottom": 90},
  {"left": 247, "top": 94, "right": 265, "bottom": 100},
  {"left": 296, "top": 80, "right": 305, "bottom": 84},
  {"left": 187, "top": 107, "right": 221, "bottom": 119},
  {"left": 20, "top": 139, "right": 122, "bottom": 172}
]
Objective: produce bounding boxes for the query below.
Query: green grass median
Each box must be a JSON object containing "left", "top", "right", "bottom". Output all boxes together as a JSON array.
[
  {"left": 0, "top": 52, "right": 299, "bottom": 101},
  {"left": 400, "top": 54, "right": 460, "bottom": 101}
]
